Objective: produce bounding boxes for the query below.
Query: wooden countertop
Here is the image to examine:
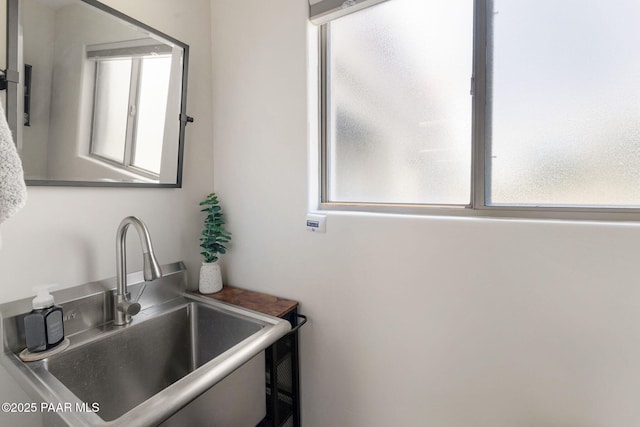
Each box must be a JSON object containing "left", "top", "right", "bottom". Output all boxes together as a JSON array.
[{"left": 195, "top": 285, "right": 298, "bottom": 319}]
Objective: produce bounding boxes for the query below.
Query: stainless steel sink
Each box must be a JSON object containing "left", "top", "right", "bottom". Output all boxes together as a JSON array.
[
  {"left": 44, "top": 301, "right": 263, "bottom": 422},
  {"left": 0, "top": 262, "right": 291, "bottom": 426}
]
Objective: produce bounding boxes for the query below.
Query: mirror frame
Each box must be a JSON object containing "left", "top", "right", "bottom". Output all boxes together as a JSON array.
[{"left": 5, "top": 0, "right": 190, "bottom": 188}]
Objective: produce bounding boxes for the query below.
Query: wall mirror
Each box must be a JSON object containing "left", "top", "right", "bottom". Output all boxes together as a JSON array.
[{"left": 3, "top": 0, "right": 190, "bottom": 187}]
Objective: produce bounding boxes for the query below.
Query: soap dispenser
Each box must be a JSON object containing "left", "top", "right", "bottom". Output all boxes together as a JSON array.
[{"left": 23, "top": 286, "right": 64, "bottom": 353}]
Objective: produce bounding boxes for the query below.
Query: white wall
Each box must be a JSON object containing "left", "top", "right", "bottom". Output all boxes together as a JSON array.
[
  {"left": 211, "top": 1, "right": 640, "bottom": 426},
  {"left": 0, "top": 1, "right": 213, "bottom": 424}
]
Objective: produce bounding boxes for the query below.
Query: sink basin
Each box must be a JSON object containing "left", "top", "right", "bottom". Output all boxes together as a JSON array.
[
  {"left": 0, "top": 262, "right": 291, "bottom": 426},
  {"left": 44, "top": 301, "right": 263, "bottom": 422}
]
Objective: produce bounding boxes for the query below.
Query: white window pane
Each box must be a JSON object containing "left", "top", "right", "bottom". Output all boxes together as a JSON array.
[
  {"left": 132, "top": 56, "right": 172, "bottom": 174},
  {"left": 327, "top": 0, "right": 473, "bottom": 205},
  {"left": 92, "top": 59, "right": 132, "bottom": 163},
  {"left": 489, "top": 0, "right": 640, "bottom": 207}
]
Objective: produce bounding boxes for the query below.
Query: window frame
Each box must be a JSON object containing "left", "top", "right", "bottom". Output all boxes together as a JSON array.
[{"left": 317, "top": 0, "right": 640, "bottom": 222}]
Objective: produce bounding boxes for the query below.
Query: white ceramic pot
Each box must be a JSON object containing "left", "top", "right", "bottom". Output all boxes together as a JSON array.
[{"left": 199, "top": 261, "right": 223, "bottom": 294}]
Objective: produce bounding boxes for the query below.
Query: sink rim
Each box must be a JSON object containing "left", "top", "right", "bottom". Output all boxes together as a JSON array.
[
  {"left": 1, "top": 292, "right": 291, "bottom": 427},
  {"left": 38, "top": 295, "right": 271, "bottom": 357}
]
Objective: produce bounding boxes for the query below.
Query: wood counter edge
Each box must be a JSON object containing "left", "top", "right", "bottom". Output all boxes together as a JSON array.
[{"left": 194, "top": 285, "right": 298, "bottom": 319}]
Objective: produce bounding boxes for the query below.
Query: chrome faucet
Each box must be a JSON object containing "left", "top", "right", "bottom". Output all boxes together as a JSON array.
[{"left": 114, "top": 216, "right": 162, "bottom": 326}]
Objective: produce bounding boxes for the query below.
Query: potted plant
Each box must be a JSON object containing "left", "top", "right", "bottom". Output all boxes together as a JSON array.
[{"left": 198, "top": 193, "right": 232, "bottom": 293}]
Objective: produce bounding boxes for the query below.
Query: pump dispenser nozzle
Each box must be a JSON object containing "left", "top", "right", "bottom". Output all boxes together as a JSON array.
[{"left": 32, "top": 285, "right": 57, "bottom": 309}]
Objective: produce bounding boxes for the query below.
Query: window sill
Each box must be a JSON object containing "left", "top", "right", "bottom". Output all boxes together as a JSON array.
[{"left": 318, "top": 202, "right": 640, "bottom": 223}]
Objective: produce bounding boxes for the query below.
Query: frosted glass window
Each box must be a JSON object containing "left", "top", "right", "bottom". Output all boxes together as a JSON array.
[
  {"left": 132, "top": 56, "right": 171, "bottom": 174},
  {"left": 326, "top": 0, "right": 473, "bottom": 205},
  {"left": 489, "top": 0, "right": 640, "bottom": 207},
  {"left": 91, "top": 59, "right": 132, "bottom": 163}
]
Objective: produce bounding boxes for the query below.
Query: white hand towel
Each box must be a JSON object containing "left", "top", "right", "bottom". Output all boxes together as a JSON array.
[{"left": 0, "top": 102, "right": 27, "bottom": 224}]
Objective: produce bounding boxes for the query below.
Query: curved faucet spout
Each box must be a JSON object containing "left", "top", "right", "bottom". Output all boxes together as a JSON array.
[{"left": 114, "top": 216, "right": 162, "bottom": 326}]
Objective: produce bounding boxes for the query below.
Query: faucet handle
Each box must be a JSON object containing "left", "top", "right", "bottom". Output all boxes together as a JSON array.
[
  {"left": 118, "top": 300, "right": 141, "bottom": 316},
  {"left": 113, "top": 292, "right": 141, "bottom": 326}
]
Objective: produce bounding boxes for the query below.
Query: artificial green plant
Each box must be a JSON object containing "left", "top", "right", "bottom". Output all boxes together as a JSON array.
[{"left": 199, "top": 193, "right": 232, "bottom": 263}]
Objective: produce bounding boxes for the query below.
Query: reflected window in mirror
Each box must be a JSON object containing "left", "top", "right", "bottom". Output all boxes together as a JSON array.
[{"left": 88, "top": 43, "right": 172, "bottom": 180}]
